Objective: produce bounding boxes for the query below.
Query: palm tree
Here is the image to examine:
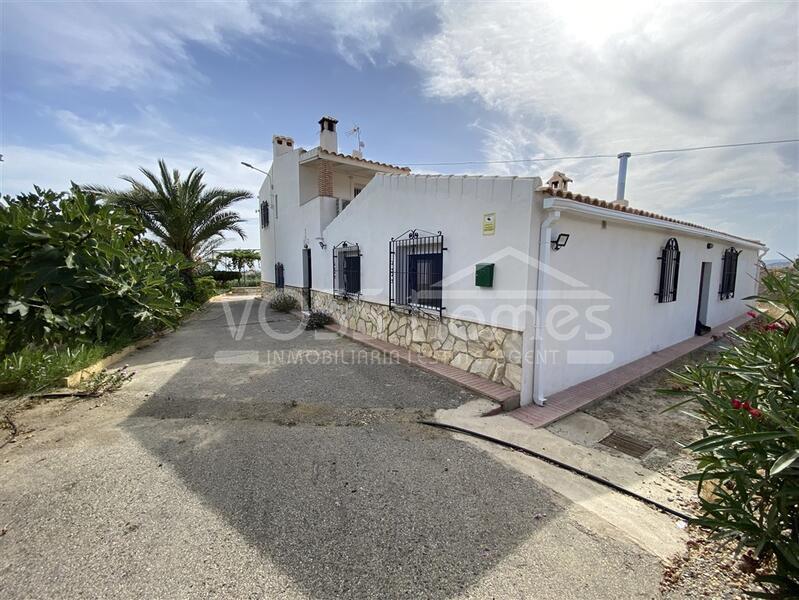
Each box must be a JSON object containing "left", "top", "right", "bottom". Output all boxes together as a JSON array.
[{"left": 86, "top": 159, "right": 252, "bottom": 265}]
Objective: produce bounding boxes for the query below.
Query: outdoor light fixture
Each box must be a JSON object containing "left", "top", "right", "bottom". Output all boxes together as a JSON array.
[
  {"left": 551, "top": 233, "right": 570, "bottom": 251},
  {"left": 241, "top": 161, "right": 269, "bottom": 175},
  {"left": 315, "top": 237, "right": 327, "bottom": 249},
  {"left": 707, "top": 242, "right": 714, "bottom": 249}
]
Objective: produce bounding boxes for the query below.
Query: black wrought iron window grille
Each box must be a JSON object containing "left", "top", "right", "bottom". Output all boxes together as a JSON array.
[
  {"left": 656, "top": 237, "right": 680, "bottom": 303},
  {"left": 332, "top": 241, "right": 361, "bottom": 299},
  {"left": 389, "top": 229, "right": 446, "bottom": 318},
  {"left": 260, "top": 200, "right": 270, "bottom": 228},
  {"left": 719, "top": 246, "right": 740, "bottom": 300}
]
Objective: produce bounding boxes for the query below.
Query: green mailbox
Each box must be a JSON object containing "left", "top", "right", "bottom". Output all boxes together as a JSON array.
[{"left": 475, "top": 263, "right": 494, "bottom": 287}]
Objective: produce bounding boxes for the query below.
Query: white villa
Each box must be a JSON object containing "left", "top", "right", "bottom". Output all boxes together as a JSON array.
[{"left": 257, "top": 116, "right": 766, "bottom": 408}]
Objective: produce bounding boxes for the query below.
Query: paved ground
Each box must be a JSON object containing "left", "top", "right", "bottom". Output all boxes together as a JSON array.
[{"left": 1, "top": 297, "right": 667, "bottom": 599}]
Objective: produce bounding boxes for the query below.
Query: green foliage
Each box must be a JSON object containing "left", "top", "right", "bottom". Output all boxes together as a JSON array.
[
  {"left": 193, "top": 276, "right": 217, "bottom": 304},
  {"left": 667, "top": 258, "right": 798, "bottom": 597},
  {"left": 305, "top": 311, "right": 333, "bottom": 330},
  {"left": 0, "top": 186, "right": 187, "bottom": 354},
  {"left": 268, "top": 293, "right": 299, "bottom": 313},
  {"left": 85, "top": 159, "right": 252, "bottom": 263},
  {"left": 218, "top": 249, "right": 260, "bottom": 273},
  {"left": 211, "top": 271, "right": 240, "bottom": 283},
  {"left": 0, "top": 343, "right": 107, "bottom": 394}
]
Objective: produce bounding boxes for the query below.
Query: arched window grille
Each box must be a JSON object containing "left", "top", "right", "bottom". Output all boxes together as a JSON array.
[
  {"left": 719, "top": 247, "right": 740, "bottom": 300},
  {"left": 656, "top": 238, "right": 680, "bottom": 303},
  {"left": 333, "top": 241, "right": 361, "bottom": 299}
]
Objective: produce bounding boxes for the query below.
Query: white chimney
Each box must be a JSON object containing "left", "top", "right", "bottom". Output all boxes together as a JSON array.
[
  {"left": 272, "top": 135, "right": 294, "bottom": 158},
  {"left": 319, "top": 116, "right": 338, "bottom": 153}
]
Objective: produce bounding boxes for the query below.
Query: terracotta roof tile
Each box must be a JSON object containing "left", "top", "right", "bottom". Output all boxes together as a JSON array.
[
  {"left": 539, "top": 186, "right": 763, "bottom": 246},
  {"left": 318, "top": 149, "right": 411, "bottom": 173}
]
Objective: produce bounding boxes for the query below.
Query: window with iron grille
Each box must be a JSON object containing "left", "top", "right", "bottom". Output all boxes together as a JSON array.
[
  {"left": 389, "top": 230, "right": 446, "bottom": 317},
  {"left": 260, "top": 200, "right": 269, "bottom": 228},
  {"left": 719, "top": 247, "right": 740, "bottom": 300},
  {"left": 656, "top": 237, "right": 680, "bottom": 303},
  {"left": 332, "top": 242, "right": 361, "bottom": 298},
  {"left": 274, "top": 262, "right": 285, "bottom": 289}
]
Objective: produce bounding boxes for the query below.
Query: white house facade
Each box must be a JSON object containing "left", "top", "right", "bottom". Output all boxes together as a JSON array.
[{"left": 258, "top": 117, "right": 766, "bottom": 408}]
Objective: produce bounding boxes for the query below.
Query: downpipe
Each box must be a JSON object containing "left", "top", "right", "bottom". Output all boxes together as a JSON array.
[{"left": 530, "top": 208, "right": 560, "bottom": 406}]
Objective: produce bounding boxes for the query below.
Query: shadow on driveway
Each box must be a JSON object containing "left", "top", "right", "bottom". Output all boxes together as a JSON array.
[{"left": 120, "top": 298, "right": 560, "bottom": 598}]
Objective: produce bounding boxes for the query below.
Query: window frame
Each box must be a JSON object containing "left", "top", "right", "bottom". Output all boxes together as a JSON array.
[
  {"left": 260, "top": 200, "right": 269, "bottom": 228},
  {"left": 389, "top": 229, "right": 446, "bottom": 318},
  {"left": 656, "top": 237, "right": 680, "bottom": 303},
  {"left": 332, "top": 241, "right": 362, "bottom": 299},
  {"left": 719, "top": 247, "right": 740, "bottom": 300}
]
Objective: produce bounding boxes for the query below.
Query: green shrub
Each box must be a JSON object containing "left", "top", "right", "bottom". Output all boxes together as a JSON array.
[
  {"left": 268, "top": 293, "right": 299, "bottom": 313},
  {"left": 193, "top": 277, "right": 217, "bottom": 303},
  {"left": 211, "top": 270, "right": 240, "bottom": 283},
  {"left": 305, "top": 311, "right": 333, "bottom": 330},
  {"left": 666, "top": 258, "right": 798, "bottom": 597},
  {"left": 0, "top": 186, "right": 187, "bottom": 354},
  {"left": 0, "top": 343, "right": 108, "bottom": 394}
]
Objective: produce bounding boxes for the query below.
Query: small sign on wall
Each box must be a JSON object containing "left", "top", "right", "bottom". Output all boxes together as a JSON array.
[{"left": 482, "top": 212, "right": 496, "bottom": 236}]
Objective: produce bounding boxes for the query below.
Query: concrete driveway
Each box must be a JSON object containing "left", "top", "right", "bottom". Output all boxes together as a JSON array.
[{"left": 1, "top": 296, "right": 668, "bottom": 599}]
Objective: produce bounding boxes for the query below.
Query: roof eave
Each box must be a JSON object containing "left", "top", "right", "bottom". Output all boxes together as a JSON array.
[
  {"left": 541, "top": 192, "right": 764, "bottom": 249},
  {"left": 299, "top": 147, "right": 410, "bottom": 174}
]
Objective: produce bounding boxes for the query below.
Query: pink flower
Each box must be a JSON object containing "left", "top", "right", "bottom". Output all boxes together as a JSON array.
[
  {"left": 747, "top": 311, "right": 757, "bottom": 318},
  {"left": 749, "top": 408, "right": 762, "bottom": 419},
  {"left": 731, "top": 399, "right": 742, "bottom": 410},
  {"left": 742, "top": 402, "right": 751, "bottom": 411}
]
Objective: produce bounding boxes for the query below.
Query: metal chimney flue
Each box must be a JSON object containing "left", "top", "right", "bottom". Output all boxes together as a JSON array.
[{"left": 615, "top": 152, "right": 631, "bottom": 207}]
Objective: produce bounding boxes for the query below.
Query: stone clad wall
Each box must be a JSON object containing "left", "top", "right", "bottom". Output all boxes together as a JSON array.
[{"left": 261, "top": 281, "right": 523, "bottom": 390}]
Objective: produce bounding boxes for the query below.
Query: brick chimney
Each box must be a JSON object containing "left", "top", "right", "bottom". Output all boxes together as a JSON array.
[{"left": 319, "top": 116, "right": 338, "bottom": 153}]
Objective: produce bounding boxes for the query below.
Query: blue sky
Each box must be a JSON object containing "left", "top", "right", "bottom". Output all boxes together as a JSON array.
[{"left": 2, "top": 1, "right": 797, "bottom": 258}]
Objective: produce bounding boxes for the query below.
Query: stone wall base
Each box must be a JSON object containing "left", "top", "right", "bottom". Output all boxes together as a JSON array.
[{"left": 260, "top": 281, "right": 522, "bottom": 390}]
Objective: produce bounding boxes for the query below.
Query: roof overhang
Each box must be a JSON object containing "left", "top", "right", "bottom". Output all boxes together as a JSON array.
[
  {"left": 543, "top": 196, "right": 765, "bottom": 250},
  {"left": 299, "top": 147, "right": 410, "bottom": 174}
]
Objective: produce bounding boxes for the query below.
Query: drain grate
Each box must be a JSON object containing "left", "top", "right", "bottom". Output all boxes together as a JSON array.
[{"left": 599, "top": 431, "right": 653, "bottom": 458}]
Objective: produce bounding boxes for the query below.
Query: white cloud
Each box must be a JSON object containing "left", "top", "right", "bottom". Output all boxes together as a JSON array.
[
  {"left": 3, "top": 1, "right": 423, "bottom": 91},
  {"left": 4, "top": 1, "right": 269, "bottom": 92},
  {"left": 0, "top": 108, "right": 271, "bottom": 249},
  {"left": 411, "top": 1, "right": 799, "bottom": 254}
]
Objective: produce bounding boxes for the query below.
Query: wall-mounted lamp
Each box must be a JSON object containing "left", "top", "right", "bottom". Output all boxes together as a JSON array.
[
  {"left": 551, "top": 233, "right": 570, "bottom": 251},
  {"left": 706, "top": 242, "right": 714, "bottom": 249},
  {"left": 315, "top": 237, "right": 327, "bottom": 249}
]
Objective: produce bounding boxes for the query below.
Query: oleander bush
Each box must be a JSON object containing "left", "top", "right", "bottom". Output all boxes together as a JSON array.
[
  {"left": 0, "top": 186, "right": 188, "bottom": 355},
  {"left": 666, "top": 258, "right": 798, "bottom": 597}
]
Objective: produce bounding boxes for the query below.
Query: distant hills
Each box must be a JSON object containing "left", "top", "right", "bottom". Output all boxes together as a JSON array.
[{"left": 764, "top": 258, "right": 792, "bottom": 268}]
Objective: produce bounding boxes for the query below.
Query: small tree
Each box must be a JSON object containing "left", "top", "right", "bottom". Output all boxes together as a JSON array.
[
  {"left": 666, "top": 259, "right": 798, "bottom": 597},
  {"left": 218, "top": 249, "right": 259, "bottom": 284}
]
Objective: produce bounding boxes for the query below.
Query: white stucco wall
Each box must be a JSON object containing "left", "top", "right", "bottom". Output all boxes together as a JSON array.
[
  {"left": 260, "top": 148, "right": 306, "bottom": 287},
  {"left": 539, "top": 210, "right": 761, "bottom": 396},
  {"left": 315, "top": 173, "right": 543, "bottom": 331}
]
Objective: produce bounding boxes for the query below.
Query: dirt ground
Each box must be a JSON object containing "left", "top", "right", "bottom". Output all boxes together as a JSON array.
[{"left": 549, "top": 338, "right": 772, "bottom": 599}]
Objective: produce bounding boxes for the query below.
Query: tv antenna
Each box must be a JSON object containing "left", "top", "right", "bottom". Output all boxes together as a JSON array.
[{"left": 347, "top": 124, "right": 365, "bottom": 154}]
